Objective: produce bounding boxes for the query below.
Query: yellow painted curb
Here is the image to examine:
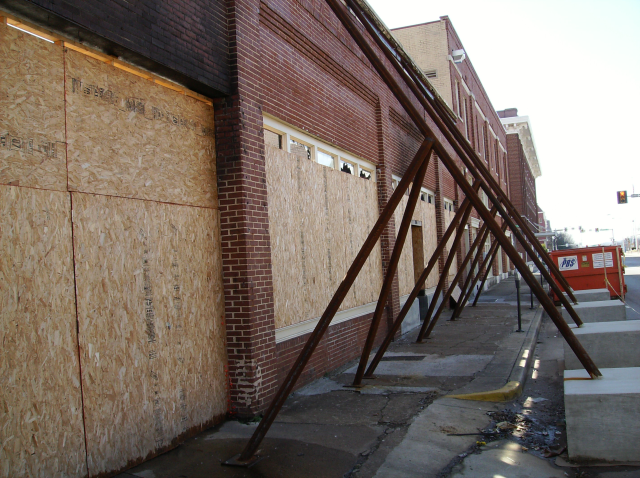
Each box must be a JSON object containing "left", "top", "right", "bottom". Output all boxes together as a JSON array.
[{"left": 446, "top": 381, "right": 522, "bottom": 402}]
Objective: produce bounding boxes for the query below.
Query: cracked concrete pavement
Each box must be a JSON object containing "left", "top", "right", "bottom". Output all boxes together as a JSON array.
[{"left": 115, "top": 273, "right": 639, "bottom": 478}]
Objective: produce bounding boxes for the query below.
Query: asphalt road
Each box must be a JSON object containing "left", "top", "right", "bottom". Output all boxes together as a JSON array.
[{"left": 623, "top": 251, "right": 640, "bottom": 320}]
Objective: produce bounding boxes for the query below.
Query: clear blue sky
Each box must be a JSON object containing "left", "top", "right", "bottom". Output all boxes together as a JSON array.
[{"left": 367, "top": 0, "right": 640, "bottom": 245}]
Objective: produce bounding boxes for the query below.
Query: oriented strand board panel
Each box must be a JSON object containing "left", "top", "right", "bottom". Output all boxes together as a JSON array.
[
  {"left": 266, "top": 147, "right": 306, "bottom": 329},
  {"left": 64, "top": 50, "right": 217, "bottom": 208},
  {"left": 394, "top": 195, "right": 413, "bottom": 297},
  {"left": 0, "top": 185, "right": 86, "bottom": 478},
  {"left": 420, "top": 202, "right": 439, "bottom": 289},
  {"left": 72, "top": 192, "right": 227, "bottom": 476},
  {"left": 266, "top": 147, "right": 382, "bottom": 330},
  {"left": 0, "top": 24, "right": 67, "bottom": 191}
]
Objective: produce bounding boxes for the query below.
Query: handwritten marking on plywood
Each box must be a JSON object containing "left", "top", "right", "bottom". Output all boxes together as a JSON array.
[
  {"left": 64, "top": 50, "right": 217, "bottom": 208},
  {"left": 0, "top": 24, "right": 67, "bottom": 191},
  {"left": 266, "top": 146, "right": 382, "bottom": 330},
  {"left": 0, "top": 185, "right": 86, "bottom": 478},
  {"left": 71, "top": 192, "right": 227, "bottom": 476}
]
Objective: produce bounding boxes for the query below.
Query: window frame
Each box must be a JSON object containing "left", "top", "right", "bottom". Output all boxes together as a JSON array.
[{"left": 263, "top": 115, "right": 376, "bottom": 182}]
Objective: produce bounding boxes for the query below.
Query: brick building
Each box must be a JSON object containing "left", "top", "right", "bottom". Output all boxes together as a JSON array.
[
  {"left": 498, "top": 108, "right": 541, "bottom": 262},
  {"left": 1, "top": 1, "right": 521, "bottom": 476},
  {"left": 391, "top": 16, "right": 513, "bottom": 285}
]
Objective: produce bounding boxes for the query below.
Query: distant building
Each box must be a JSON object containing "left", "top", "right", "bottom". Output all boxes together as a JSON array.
[
  {"left": 392, "top": 16, "right": 513, "bottom": 284},
  {"left": 498, "top": 108, "right": 541, "bottom": 262},
  {"left": 537, "top": 209, "right": 554, "bottom": 250}
]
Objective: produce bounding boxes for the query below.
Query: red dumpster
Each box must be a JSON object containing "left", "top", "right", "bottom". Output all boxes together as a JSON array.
[{"left": 548, "top": 245, "right": 626, "bottom": 302}]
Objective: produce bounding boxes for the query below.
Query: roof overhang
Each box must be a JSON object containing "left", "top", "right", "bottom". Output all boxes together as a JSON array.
[{"left": 500, "top": 115, "right": 541, "bottom": 178}]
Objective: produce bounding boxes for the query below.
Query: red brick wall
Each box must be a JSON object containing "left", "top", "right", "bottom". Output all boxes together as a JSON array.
[
  {"left": 506, "top": 133, "right": 537, "bottom": 262},
  {"left": 275, "top": 311, "right": 389, "bottom": 389},
  {"left": 221, "top": 0, "right": 510, "bottom": 415},
  {"left": 213, "top": 0, "right": 278, "bottom": 418}
]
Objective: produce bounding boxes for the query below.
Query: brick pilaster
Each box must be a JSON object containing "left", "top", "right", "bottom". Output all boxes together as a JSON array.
[
  {"left": 375, "top": 99, "right": 400, "bottom": 333},
  {"left": 213, "top": 0, "right": 277, "bottom": 418}
]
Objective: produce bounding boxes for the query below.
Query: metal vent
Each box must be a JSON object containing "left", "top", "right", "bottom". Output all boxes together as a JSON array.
[{"left": 424, "top": 69, "right": 437, "bottom": 78}]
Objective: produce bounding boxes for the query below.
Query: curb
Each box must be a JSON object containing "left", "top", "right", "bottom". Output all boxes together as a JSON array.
[{"left": 447, "top": 306, "right": 545, "bottom": 402}]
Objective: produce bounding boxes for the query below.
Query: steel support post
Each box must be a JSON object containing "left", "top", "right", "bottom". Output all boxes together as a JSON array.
[
  {"left": 353, "top": 146, "right": 433, "bottom": 386},
  {"left": 450, "top": 225, "right": 493, "bottom": 320},
  {"left": 344, "top": 0, "right": 578, "bottom": 306},
  {"left": 420, "top": 208, "right": 497, "bottom": 340},
  {"left": 325, "top": 0, "right": 598, "bottom": 377},
  {"left": 364, "top": 192, "right": 477, "bottom": 378},
  {"left": 472, "top": 242, "right": 502, "bottom": 307},
  {"left": 453, "top": 222, "right": 508, "bottom": 319},
  {"left": 225, "top": 139, "right": 435, "bottom": 466},
  {"left": 415, "top": 203, "right": 477, "bottom": 342}
]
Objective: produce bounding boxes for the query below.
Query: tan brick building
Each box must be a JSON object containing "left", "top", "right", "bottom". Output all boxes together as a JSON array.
[{"left": 392, "top": 16, "right": 513, "bottom": 285}]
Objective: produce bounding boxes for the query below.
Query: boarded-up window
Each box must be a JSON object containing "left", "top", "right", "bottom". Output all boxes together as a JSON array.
[
  {"left": 359, "top": 168, "right": 372, "bottom": 180},
  {"left": 339, "top": 159, "right": 354, "bottom": 175},
  {"left": 264, "top": 128, "right": 282, "bottom": 149},
  {"left": 290, "top": 138, "right": 311, "bottom": 161},
  {"left": 317, "top": 150, "right": 335, "bottom": 167}
]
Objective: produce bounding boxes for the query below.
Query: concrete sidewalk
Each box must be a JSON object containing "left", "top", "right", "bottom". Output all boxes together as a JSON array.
[{"left": 115, "top": 276, "right": 571, "bottom": 478}]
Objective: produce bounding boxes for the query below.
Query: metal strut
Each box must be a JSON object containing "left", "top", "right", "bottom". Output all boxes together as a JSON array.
[
  {"left": 421, "top": 211, "right": 497, "bottom": 340},
  {"left": 416, "top": 204, "right": 488, "bottom": 342},
  {"left": 225, "top": 0, "right": 601, "bottom": 465},
  {"left": 451, "top": 223, "right": 507, "bottom": 320},
  {"left": 472, "top": 237, "right": 505, "bottom": 307},
  {"left": 343, "top": 0, "right": 584, "bottom": 322},
  {"left": 364, "top": 191, "right": 478, "bottom": 378},
  {"left": 326, "top": 0, "right": 598, "bottom": 377},
  {"left": 352, "top": 145, "right": 433, "bottom": 386},
  {"left": 418, "top": 206, "right": 496, "bottom": 341},
  {"left": 449, "top": 223, "right": 494, "bottom": 320},
  {"left": 224, "top": 138, "right": 435, "bottom": 466}
]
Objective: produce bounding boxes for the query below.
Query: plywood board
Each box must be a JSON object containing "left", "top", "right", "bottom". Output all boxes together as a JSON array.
[
  {"left": 0, "top": 24, "right": 67, "bottom": 191},
  {"left": 444, "top": 209, "right": 458, "bottom": 280},
  {"left": 71, "top": 192, "right": 227, "bottom": 476},
  {"left": 0, "top": 185, "right": 86, "bottom": 478},
  {"left": 420, "top": 201, "right": 439, "bottom": 289},
  {"left": 64, "top": 50, "right": 217, "bottom": 208},
  {"left": 265, "top": 147, "right": 305, "bottom": 329},
  {"left": 325, "top": 168, "right": 349, "bottom": 313},
  {"left": 266, "top": 147, "right": 382, "bottom": 329}
]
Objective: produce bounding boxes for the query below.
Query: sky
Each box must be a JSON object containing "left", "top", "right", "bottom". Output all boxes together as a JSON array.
[{"left": 367, "top": 0, "right": 640, "bottom": 246}]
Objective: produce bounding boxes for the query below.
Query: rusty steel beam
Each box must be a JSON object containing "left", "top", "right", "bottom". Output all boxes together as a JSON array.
[
  {"left": 344, "top": 0, "right": 579, "bottom": 307},
  {"left": 418, "top": 207, "right": 497, "bottom": 341},
  {"left": 452, "top": 223, "right": 508, "bottom": 319},
  {"left": 325, "top": 0, "right": 599, "bottom": 378},
  {"left": 450, "top": 224, "right": 493, "bottom": 321},
  {"left": 224, "top": 139, "right": 436, "bottom": 465},
  {"left": 353, "top": 145, "right": 433, "bottom": 386},
  {"left": 422, "top": 213, "right": 499, "bottom": 339},
  {"left": 415, "top": 204, "right": 481, "bottom": 342},
  {"left": 364, "top": 191, "right": 478, "bottom": 378},
  {"left": 472, "top": 240, "right": 503, "bottom": 307}
]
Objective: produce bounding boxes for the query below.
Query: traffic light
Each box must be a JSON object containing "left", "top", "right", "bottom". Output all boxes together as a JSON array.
[{"left": 617, "top": 191, "right": 628, "bottom": 204}]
